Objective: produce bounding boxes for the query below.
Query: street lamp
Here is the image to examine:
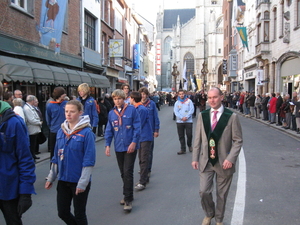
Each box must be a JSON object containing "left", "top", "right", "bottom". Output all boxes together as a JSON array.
[
  {"left": 201, "top": 60, "right": 208, "bottom": 90},
  {"left": 172, "top": 63, "right": 179, "bottom": 92}
]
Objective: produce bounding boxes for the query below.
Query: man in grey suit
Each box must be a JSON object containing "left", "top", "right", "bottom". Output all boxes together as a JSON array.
[{"left": 192, "top": 87, "right": 243, "bottom": 225}]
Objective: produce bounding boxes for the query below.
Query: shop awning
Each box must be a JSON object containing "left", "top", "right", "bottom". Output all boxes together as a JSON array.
[
  {"left": 48, "top": 65, "right": 69, "bottom": 85},
  {"left": 27, "top": 61, "right": 55, "bottom": 84},
  {"left": 77, "top": 71, "right": 92, "bottom": 84},
  {"left": 63, "top": 68, "right": 82, "bottom": 86},
  {"left": 0, "top": 56, "right": 34, "bottom": 82},
  {"left": 117, "top": 77, "right": 128, "bottom": 83},
  {"left": 89, "top": 73, "right": 110, "bottom": 88}
]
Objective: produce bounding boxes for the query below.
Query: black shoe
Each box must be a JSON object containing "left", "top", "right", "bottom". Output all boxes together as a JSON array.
[
  {"left": 177, "top": 151, "right": 186, "bottom": 155},
  {"left": 270, "top": 122, "right": 275, "bottom": 124},
  {"left": 35, "top": 152, "right": 41, "bottom": 155},
  {"left": 276, "top": 124, "right": 281, "bottom": 126},
  {"left": 284, "top": 127, "right": 290, "bottom": 129},
  {"left": 33, "top": 156, "right": 40, "bottom": 160}
]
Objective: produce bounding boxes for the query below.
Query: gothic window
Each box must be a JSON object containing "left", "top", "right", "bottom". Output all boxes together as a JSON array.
[
  {"left": 297, "top": 0, "right": 300, "bottom": 26},
  {"left": 184, "top": 53, "right": 195, "bottom": 76},
  {"left": 163, "top": 37, "right": 172, "bottom": 56},
  {"left": 273, "top": 7, "right": 277, "bottom": 40},
  {"left": 264, "top": 11, "right": 270, "bottom": 19}
]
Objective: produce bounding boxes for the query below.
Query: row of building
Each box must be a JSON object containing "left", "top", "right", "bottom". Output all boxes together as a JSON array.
[
  {"left": 156, "top": 0, "right": 300, "bottom": 97},
  {"left": 0, "top": 0, "right": 157, "bottom": 106}
]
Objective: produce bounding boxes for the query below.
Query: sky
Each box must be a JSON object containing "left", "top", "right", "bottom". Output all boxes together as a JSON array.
[{"left": 128, "top": 0, "right": 196, "bottom": 25}]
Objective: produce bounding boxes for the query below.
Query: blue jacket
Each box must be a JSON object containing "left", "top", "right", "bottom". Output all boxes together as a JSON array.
[
  {"left": 77, "top": 96, "right": 99, "bottom": 127},
  {"left": 46, "top": 100, "right": 67, "bottom": 133},
  {"left": 135, "top": 104, "right": 153, "bottom": 142},
  {"left": 142, "top": 98, "right": 160, "bottom": 133},
  {"left": 0, "top": 107, "right": 36, "bottom": 200},
  {"left": 52, "top": 126, "right": 96, "bottom": 183},
  {"left": 105, "top": 104, "right": 140, "bottom": 152},
  {"left": 174, "top": 96, "right": 194, "bottom": 123}
]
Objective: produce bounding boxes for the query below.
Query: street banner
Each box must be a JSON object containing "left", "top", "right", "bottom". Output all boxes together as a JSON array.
[
  {"left": 182, "top": 61, "right": 187, "bottom": 90},
  {"left": 257, "top": 69, "right": 264, "bottom": 85},
  {"left": 38, "top": 0, "right": 68, "bottom": 54},
  {"left": 236, "top": 27, "right": 249, "bottom": 52}
]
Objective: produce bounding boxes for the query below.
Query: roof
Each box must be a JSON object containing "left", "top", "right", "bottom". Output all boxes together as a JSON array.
[{"left": 163, "top": 8, "right": 195, "bottom": 29}]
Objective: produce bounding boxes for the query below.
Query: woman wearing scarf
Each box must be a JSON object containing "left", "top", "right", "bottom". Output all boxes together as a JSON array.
[{"left": 45, "top": 100, "right": 96, "bottom": 224}]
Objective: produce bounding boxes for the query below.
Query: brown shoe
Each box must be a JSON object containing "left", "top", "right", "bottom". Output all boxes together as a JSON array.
[
  {"left": 177, "top": 151, "right": 186, "bottom": 155},
  {"left": 202, "top": 216, "right": 213, "bottom": 225}
]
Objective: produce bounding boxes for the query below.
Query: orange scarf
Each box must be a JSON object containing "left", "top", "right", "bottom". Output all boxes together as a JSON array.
[
  {"left": 113, "top": 104, "right": 128, "bottom": 126},
  {"left": 134, "top": 102, "right": 143, "bottom": 108}
]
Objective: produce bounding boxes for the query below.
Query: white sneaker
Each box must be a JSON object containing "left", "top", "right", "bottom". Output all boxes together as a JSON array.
[{"left": 135, "top": 183, "right": 145, "bottom": 191}]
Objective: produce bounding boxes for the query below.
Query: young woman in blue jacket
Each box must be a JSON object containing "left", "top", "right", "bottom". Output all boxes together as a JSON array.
[{"left": 45, "top": 100, "right": 96, "bottom": 225}]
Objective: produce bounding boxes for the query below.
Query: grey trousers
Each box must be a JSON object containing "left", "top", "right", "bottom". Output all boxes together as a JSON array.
[{"left": 199, "top": 162, "right": 233, "bottom": 223}]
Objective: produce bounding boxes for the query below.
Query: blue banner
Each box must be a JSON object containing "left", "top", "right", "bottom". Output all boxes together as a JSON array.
[
  {"left": 38, "top": 0, "right": 68, "bottom": 54},
  {"left": 133, "top": 44, "right": 140, "bottom": 70}
]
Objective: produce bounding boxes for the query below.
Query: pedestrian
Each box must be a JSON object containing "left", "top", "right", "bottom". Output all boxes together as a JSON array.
[
  {"left": 294, "top": 94, "right": 300, "bottom": 134},
  {"left": 46, "top": 87, "right": 67, "bottom": 161},
  {"left": 77, "top": 83, "right": 99, "bottom": 133},
  {"left": 23, "top": 95, "right": 43, "bottom": 161},
  {"left": 33, "top": 97, "right": 44, "bottom": 155},
  {"left": 97, "top": 97, "right": 108, "bottom": 137},
  {"left": 276, "top": 92, "right": 283, "bottom": 126},
  {"left": 254, "top": 94, "right": 262, "bottom": 119},
  {"left": 283, "top": 94, "right": 291, "bottom": 129},
  {"left": 139, "top": 87, "right": 160, "bottom": 179},
  {"left": 129, "top": 92, "right": 153, "bottom": 191},
  {"left": 269, "top": 93, "right": 277, "bottom": 124},
  {"left": 174, "top": 89, "right": 194, "bottom": 155},
  {"left": 45, "top": 100, "right": 96, "bottom": 225},
  {"left": 13, "top": 98, "right": 26, "bottom": 122},
  {"left": 3, "top": 91, "right": 14, "bottom": 108},
  {"left": 105, "top": 89, "right": 140, "bottom": 213},
  {"left": 152, "top": 92, "right": 160, "bottom": 111},
  {"left": 199, "top": 90, "right": 207, "bottom": 112},
  {"left": 248, "top": 92, "right": 256, "bottom": 117},
  {"left": 0, "top": 82, "right": 36, "bottom": 225},
  {"left": 192, "top": 87, "right": 243, "bottom": 225},
  {"left": 122, "top": 83, "right": 131, "bottom": 104}
]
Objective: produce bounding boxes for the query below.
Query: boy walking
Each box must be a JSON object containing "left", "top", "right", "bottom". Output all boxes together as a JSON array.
[
  {"left": 105, "top": 89, "right": 140, "bottom": 212},
  {"left": 129, "top": 92, "right": 153, "bottom": 191}
]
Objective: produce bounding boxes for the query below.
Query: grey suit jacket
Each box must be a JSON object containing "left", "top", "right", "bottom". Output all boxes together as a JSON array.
[{"left": 192, "top": 110, "right": 243, "bottom": 176}]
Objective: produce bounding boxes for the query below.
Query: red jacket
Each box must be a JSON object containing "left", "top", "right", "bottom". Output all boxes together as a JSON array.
[{"left": 269, "top": 97, "right": 277, "bottom": 113}]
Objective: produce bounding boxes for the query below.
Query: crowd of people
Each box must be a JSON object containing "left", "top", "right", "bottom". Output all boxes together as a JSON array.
[{"left": 222, "top": 91, "right": 300, "bottom": 134}]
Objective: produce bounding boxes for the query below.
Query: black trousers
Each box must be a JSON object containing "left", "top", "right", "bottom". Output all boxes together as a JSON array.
[
  {"left": 116, "top": 150, "right": 137, "bottom": 202},
  {"left": 49, "top": 132, "right": 57, "bottom": 161},
  {"left": 29, "top": 134, "right": 38, "bottom": 159},
  {"left": 57, "top": 181, "right": 91, "bottom": 225},
  {"left": 0, "top": 198, "right": 22, "bottom": 225},
  {"left": 138, "top": 141, "right": 152, "bottom": 185},
  {"left": 176, "top": 123, "right": 193, "bottom": 151}
]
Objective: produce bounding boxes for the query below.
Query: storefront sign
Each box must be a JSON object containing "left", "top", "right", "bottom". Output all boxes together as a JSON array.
[
  {"left": 109, "top": 39, "right": 124, "bottom": 58},
  {"left": 133, "top": 44, "right": 140, "bottom": 69},
  {"left": 257, "top": 69, "right": 264, "bottom": 85},
  {"left": 0, "top": 34, "right": 82, "bottom": 68}
]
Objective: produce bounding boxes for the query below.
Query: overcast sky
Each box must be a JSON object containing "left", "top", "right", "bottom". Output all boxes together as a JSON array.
[{"left": 128, "top": 0, "right": 196, "bottom": 25}]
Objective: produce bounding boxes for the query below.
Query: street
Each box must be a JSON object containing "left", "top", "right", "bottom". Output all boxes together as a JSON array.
[{"left": 1, "top": 105, "right": 300, "bottom": 225}]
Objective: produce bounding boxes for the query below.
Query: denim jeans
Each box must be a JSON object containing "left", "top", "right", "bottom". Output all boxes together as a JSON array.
[
  {"left": 116, "top": 150, "right": 137, "bottom": 202},
  {"left": 0, "top": 198, "right": 22, "bottom": 225},
  {"left": 56, "top": 181, "right": 91, "bottom": 225},
  {"left": 138, "top": 141, "right": 152, "bottom": 185},
  {"left": 176, "top": 123, "right": 193, "bottom": 151}
]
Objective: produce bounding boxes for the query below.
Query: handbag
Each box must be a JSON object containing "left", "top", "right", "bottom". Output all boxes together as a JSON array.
[{"left": 37, "top": 132, "right": 47, "bottom": 145}]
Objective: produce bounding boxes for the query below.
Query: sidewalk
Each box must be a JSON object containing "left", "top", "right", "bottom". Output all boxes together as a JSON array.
[
  {"left": 36, "top": 136, "right": 104, "bottom": 164},
  {"left": 234, "top": 109, "right": 300, "bottom": 139}
]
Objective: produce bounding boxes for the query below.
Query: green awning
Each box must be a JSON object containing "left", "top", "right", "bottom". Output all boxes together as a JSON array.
[
  {"left": 48, "top": 65, "right": 69, "bottom": 85},
  {"left": 0, "top": 56, "right": 34, "bottom": 82},
  {"left": 63, "top": 68, "right": 82, "bottom": 86},
  {"left": 27, "top": 61, "right": 54, "bottom": 84},
  {"left": 88, "top": 73, "right": 110, "bottom": 88},
  {"left": 77, "top": 71, "right": 92, "bottom": 85}
]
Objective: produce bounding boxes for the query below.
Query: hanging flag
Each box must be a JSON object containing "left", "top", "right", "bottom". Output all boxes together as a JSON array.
[
  {"left": 38, "top": 0, "right": 68, "bottom": 54},
  {"left": 193, "top": 74, "right": 199, "bottom": 91},
  {"left": 236, "top": 27, "right": 249, "bottom": 52},
  {"left": 182, "top": 61, "right": 187, "bottom": 90},
  {"left": 179, "top": 80, "right": 183, "bottom": 89}
]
